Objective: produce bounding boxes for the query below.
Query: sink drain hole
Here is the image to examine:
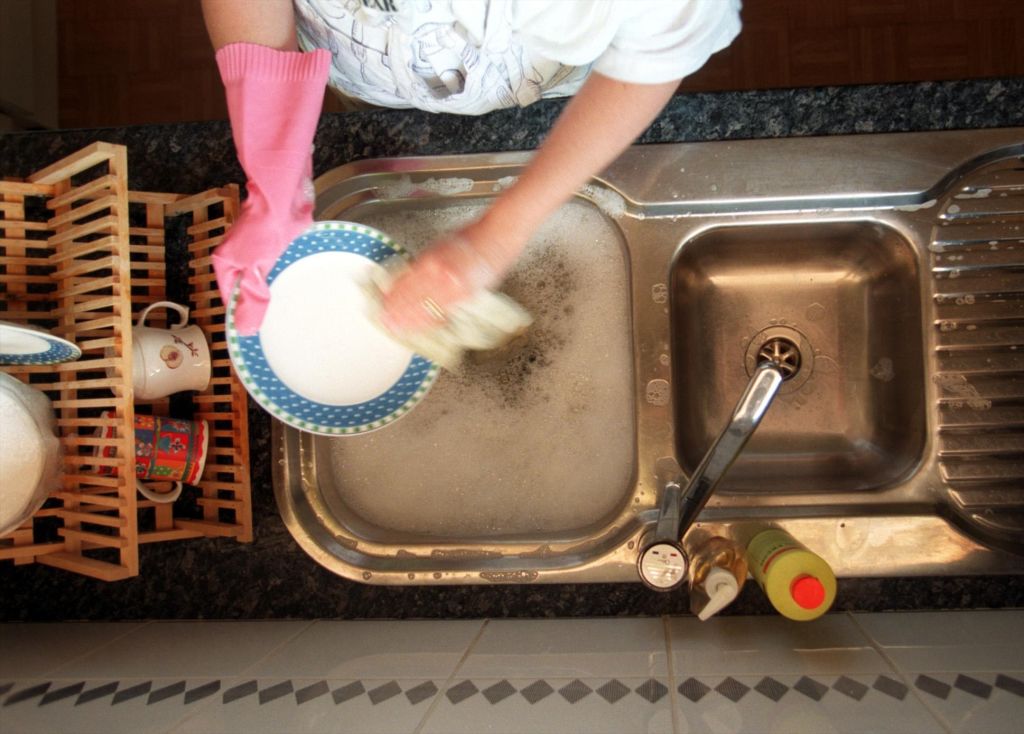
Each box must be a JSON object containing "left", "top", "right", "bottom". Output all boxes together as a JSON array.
[
  {"left": 744, "top": 325, "right": 814, "bottom": 392},
  {"left": 756, "top": 337, "right": 801, "bottom": 380}
]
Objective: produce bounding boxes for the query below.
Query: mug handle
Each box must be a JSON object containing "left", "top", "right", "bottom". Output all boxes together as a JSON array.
[
  {"left": 135, "top": 478, "right": 183, "bottom": 504},
  {"left": 137, "top": 301, "right": 189, "bottom": 331}
]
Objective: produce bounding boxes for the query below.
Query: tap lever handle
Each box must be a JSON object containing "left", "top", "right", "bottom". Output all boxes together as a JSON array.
[
  {"left": 677, "top": 363, "right": 784, "bottom": 532},
  {"left": 638, "top": 363, "right": 783, "bottom": 591}
]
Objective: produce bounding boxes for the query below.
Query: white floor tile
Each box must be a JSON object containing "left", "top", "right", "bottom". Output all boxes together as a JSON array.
[
  {"left": 51, "top": 621, "right": 311, "bottom": 679},
  {"left": 908, "top": 671, "right": 1024, "bottom": 734},
  {"left": 246, "top": 620, "right": 483, "bottom": 679},
  {"left": 0, "top": 623, "right": 145, "bottom": 679},
  {"left": 169, "top": 678, "right": 436, "bottom": 734},
  {"left": 854, "top": 611, "right": 1024, "bottom": 647},
  {"left": 420, "top": 677, "right": 674, "bottom": 734},
  {"left": 4, "top": 614, "right": 1021, "bottom": 733},
  {"left": 0, "top": 677, "right": 216, "bottom": 734},
  {"left": 458, "top": 618, "right": 668, "bottom": 679},
  {"left": 854, "top": 611, "right": 1024, "bottom": 673},
  {"left": 667, "top": 613, "right": 887, "bottom": 677},
  {"left": 672, "top": 673, "right": 942, "bottom": 734}
]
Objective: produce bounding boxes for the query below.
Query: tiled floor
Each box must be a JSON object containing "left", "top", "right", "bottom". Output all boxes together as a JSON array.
[{"left": 0, "top": 611, "right": 1021, "bottom": 733}]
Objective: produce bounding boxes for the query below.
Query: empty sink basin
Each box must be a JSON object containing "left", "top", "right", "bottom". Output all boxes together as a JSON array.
[{"left": 671, "top": 221, "right": 927, "bottom": 493}]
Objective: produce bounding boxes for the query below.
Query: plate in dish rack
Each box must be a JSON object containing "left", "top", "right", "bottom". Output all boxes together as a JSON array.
[
  {"left": 0, "top": 321, "right": 81, "bottom": 365},
  {"left": 225, "top": 221, "right": 438, "bottom": 435}
]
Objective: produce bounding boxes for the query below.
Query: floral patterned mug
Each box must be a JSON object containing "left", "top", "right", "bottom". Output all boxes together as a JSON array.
[
  {"left": 97, "top": 411, "right": 209, "bottom": 503},
  {"left": 132, "top": 302, "right": 211, "bottom": 401}
]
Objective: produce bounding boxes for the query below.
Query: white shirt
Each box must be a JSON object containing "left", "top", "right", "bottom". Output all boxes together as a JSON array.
[{"left": 294, "top": 0, "right": 742, "bottom": 113}]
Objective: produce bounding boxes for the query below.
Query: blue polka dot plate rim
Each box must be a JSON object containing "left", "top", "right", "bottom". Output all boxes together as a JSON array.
[
  {"left": 225, "top": 221, "right": 440, "bottom": 436},
  {"left": 0, "top": 321, "right": 82, "bottom": 365}
]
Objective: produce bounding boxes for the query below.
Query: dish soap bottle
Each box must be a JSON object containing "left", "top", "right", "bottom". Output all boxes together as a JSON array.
[
  {"left": 746, "top": 527, "right": 836, "bottom": 621},
  {"left": 688, "top": 535, "right": 748, "bottom": 621}
]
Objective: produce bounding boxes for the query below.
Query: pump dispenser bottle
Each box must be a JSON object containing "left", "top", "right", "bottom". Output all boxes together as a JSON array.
[{"left": 687, "top": 535, "right": 748, "bottom": 621}]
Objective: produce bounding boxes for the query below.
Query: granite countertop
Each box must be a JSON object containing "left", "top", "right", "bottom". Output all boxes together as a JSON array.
[{"left": 1, "top": 79, "right": 1023, "bottom": 621}]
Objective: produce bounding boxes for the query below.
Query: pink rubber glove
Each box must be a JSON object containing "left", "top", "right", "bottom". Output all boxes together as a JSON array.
[{"left": 213, "top": 43, "right": 331, "bottom": 335}]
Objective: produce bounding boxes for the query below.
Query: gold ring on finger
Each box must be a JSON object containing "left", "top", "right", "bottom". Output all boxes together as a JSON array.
[{"left": 421, "top": 297, "right": 447, "bottom": 322}]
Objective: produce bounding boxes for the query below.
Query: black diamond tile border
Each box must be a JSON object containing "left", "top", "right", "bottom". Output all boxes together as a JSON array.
[
  {"left": 754, "top": 677, "right": 788, "bottom": 702},
  {"left": 367, "top": 680, "right": 402, "bottom": 705},
  {"left": 559, "top": 679, "right": 592, "bottom": 704},
  {"left": 446, "top": 679, "right": 479, "bottom": 705},
  {"left": 915, "top": 674, "right": 952, "bottom": 700},
  {"left": 716, "top": 677, "right": 750, "bottom": 703},
  {"left": 635, "top": 679, "right": 668, "bottom": 703},
  {"left": 793, "top": 676, "right": 829, "bottom": 702},
  {"left": 596, "top": 679, "right": 630, "bottom": 704},
  {"left": 833, "top": 676, "right": 869, "bottom": 701},
  {"left": 295, "top": 681, "right": 329, "bottom": 705},
  {"left": 679, "top": 677, "right": 711, "bottom": 702},
  {"left": 873, "top": 675, "right": 908, "bottom": 701},
  {"left": 332, "top": 681, "right": 365, "bottom": 704},
  {"left": 16, "top": 671, "right": 1024, "bottom": 710},
  {"left": 184, "top": 681, "right": 221, "bottom": 705},
  {"left": 223, "top": 680, "right": 258, "bottom": 704},
  {"left": 76, "top": 682, "right": 118, "bottom": 706},
  {"left": 954, "top": 674, "right": 992, "bottom": 699},
  {"left": 40, "top": 682, "right": 84, "bottom": 706},
  {"left": 405, "top": 681, "right": 438, "bottom": 705},
  {"left": 483, "top": 680, "right": 517, "bottom": 704},
  {"left": 4, "top": 683, "right": 50, "bottom": 706},
  {"left": 148, "top": 681, "right": 186, "bottom": 705},
  {"left": 520, "top": 680, "right": 554, "bottom": 704},
  {"left": 112, "top": 682, "right": 151, "bottom": 706},
  {"left": 258, "top": 681, "right": 293, "bottom": 705},
  {"left": 996, "top": 674, "right": 1024, "bottom": 698}
]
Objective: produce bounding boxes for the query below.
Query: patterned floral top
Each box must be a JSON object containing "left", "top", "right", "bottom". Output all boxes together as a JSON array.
[{"left": 293, "top": 0, "right": 741, "bottom": 114}]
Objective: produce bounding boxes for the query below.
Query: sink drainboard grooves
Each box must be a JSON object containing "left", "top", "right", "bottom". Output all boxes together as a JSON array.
[{"left": 931, "top": 155, "right": 1024, "bottom": 548}]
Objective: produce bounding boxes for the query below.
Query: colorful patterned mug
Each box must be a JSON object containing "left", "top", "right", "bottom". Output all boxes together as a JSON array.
[{"left": 98, "top": 411, "right": 209, "bottom": 503}]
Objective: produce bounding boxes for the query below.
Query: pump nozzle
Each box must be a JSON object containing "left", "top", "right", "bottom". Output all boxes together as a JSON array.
[{"left": 696, "top": 566, "right": 740, "bottom": 621}]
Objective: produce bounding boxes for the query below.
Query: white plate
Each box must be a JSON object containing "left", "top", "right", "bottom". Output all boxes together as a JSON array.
[
  {"left": 226, "top": 221, "right": 438, "bottom": 435},
  {"left": 0, "top": 321, "right": 81, "bottom": 365}
]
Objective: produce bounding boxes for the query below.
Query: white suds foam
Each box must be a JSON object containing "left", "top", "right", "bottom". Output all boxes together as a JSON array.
[
  {"left": 894, "top": 199, "right": 937, "bottom": 212},
  {"left": 955, "top": 188, "right": 992, "bottom": 200},
  {"left": 376, "top": 176, "right": 475, "bottom": 199},
  {"left": 316, "top": 200, "right": 635, "bottom": 538},
  {"left": 492, "top": 175, "right": 518, "bottom": 192},
  {"left": 376, "top": 175, "right": 416, "bottom": 199},
  {"left": 419, "top": 177, "right": 475, "bottom": 196},
  {"left": 579, "top": 184, "right": 627, "bottom": 218}
]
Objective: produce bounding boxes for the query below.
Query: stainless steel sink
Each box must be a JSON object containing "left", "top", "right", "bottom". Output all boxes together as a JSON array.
[
  {"left": 274, "top": 127, "right": 1024, "bottom": 584},
  {"left": 672, "top": 220, "right": 926, "bottom": 493}
]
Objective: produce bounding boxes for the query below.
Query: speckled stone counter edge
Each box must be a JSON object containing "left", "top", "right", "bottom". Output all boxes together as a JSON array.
[{"left": 1, "top": 79, "right": 1022, "bottom": 620}]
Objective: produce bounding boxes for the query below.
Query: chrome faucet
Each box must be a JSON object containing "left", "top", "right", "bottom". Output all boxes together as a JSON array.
[{"left": 637, "top": 361, "right": 786, "bottom": 590}]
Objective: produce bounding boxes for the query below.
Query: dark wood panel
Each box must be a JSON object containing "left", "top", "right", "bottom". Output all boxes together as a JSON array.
[
  {"left": 680, "top": 0, "right": 1024, "bottom": 92},
  {"left": 57, "top": 0, "right": 227, "bottom": 127},
  {"left": 56, "top": 0, "right": 1024, "bottom": 127}
]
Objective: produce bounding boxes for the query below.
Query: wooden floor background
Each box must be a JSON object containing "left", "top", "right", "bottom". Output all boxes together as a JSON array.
[{"left": 57, "top": 0, "right": 1024, "bottom": 128}]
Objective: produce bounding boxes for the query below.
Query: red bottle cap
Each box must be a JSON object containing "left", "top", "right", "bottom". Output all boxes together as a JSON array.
[{"left": 790, "top": 574, "right": 826, "bottom": 609}]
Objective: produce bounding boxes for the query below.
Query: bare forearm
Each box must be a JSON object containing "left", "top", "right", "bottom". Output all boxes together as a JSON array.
[
  {"left": 473, "top": 73, "right": 679, "bottom": 270},
  {"left": 200, "top": 0, "right": 298, "bottom": 50}
]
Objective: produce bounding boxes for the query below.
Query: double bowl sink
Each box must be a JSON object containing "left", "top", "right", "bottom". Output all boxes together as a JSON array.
[{"left": 274, "top": 127, "right": 1024, "bottom": 584}]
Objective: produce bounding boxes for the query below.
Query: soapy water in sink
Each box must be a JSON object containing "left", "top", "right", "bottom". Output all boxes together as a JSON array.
[{"left": 317, "top": 200, "right": 635, "bottom": 538}]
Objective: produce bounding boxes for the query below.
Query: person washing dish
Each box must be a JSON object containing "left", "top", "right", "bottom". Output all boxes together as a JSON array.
[{"left": 202, "top": 0, "right": 742, "bottom": 338}]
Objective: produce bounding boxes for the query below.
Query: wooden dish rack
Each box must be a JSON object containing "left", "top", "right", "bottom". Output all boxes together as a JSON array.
[{"left": 0, "top": 142, "right": 252, "bottom": 581}]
